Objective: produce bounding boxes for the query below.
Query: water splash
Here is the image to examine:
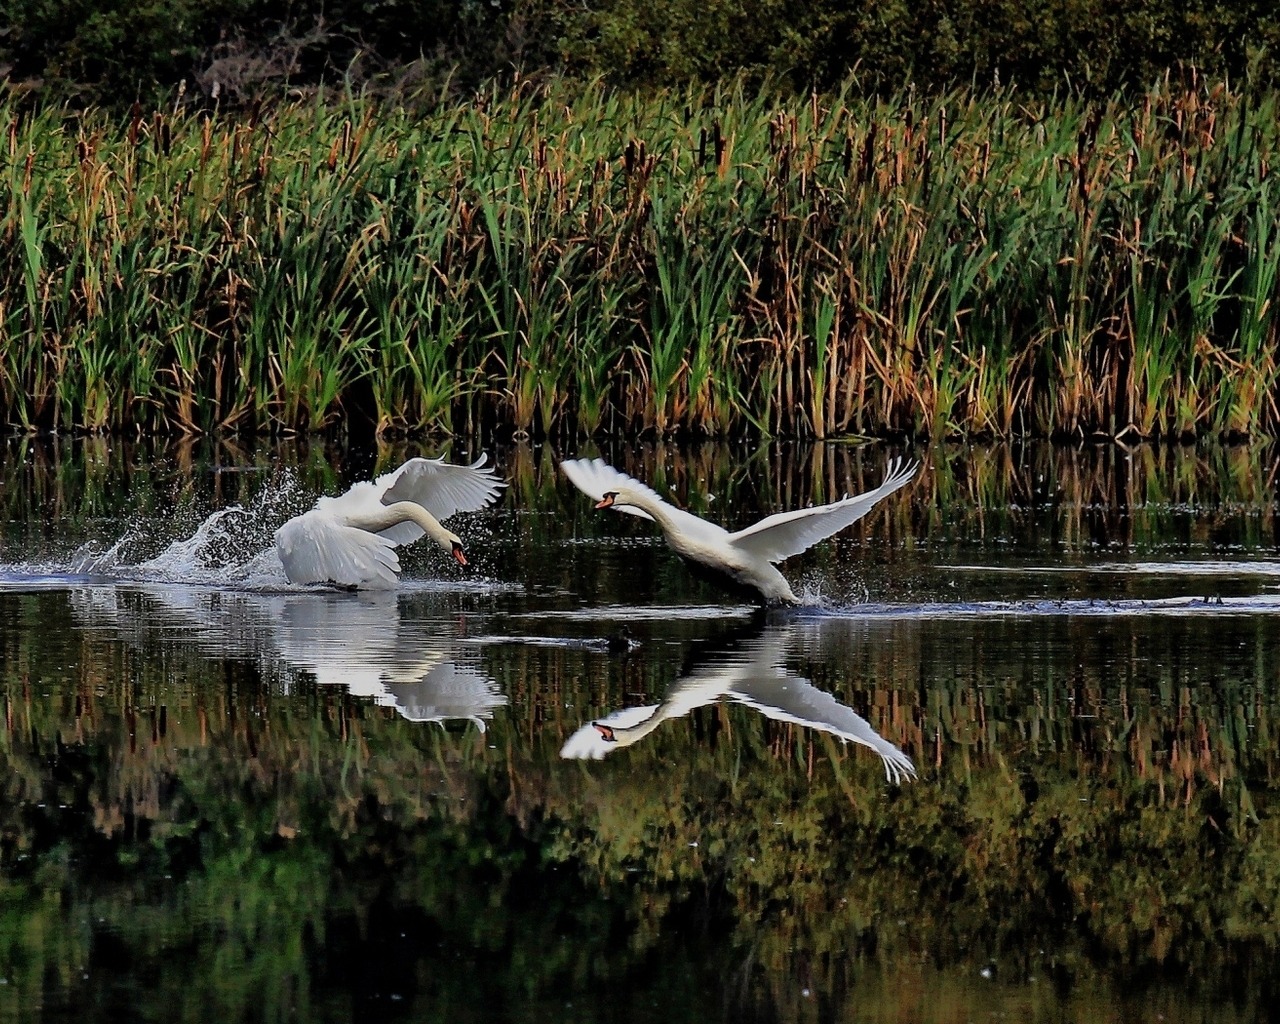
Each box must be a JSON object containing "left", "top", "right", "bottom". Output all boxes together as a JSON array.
[
  {"left": 2, "top": 472, "right": 517, "bottom": 595},
  {"left": 133, "top": 506, "right": 290, "bottom": 587},
  {"left": 10, "top": 473, "right": 309, "bottom": 590},
  {"left": 793, "top": 569, "right": 870, "bottom": 611}
]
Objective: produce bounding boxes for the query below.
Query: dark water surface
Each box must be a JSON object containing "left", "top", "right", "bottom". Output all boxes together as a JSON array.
[{"left": 1, "top": 438, "right": 1279, "bottom": 1023}]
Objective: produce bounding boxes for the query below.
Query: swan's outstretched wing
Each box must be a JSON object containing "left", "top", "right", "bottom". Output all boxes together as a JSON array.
[
  {"left": 659, "top": 628, "right": 913, "bottom": 782},
  {"left": 275, "top": 510, "right": 401, "bottom": 589},
  {"left": 728, "top": 458, "right": 918, "bottom": 564},
  {"left": 730, "top": 675, "right": 917, "bottom": 783},
  {"left": 559, "top": 459, "right": 661, "bottom": 522},
  {"left": 376, "top": 455, "right": 506, "bottom": 544},
  {"left": 379, "top": 454, "right": 506, "bottom": 519}
]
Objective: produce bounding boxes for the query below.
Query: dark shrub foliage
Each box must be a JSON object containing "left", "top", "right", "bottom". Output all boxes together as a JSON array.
[{"left": 2, "top": 0, "right": 1279, "bottom": 105}]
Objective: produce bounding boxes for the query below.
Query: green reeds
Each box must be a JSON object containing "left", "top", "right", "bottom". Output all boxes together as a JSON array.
[{"left": 4, "top": 76, "right": 1280, "bottom": 438}]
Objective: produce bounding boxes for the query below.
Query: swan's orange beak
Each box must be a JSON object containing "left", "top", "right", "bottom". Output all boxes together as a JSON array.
[
  {"left": 595, "top": 493, "right": 616, "bottom": 510},
  {"left": 451, "top": 542, "right": 468, "bottom": 567},
  {"left": 592, "top": 723, "right": 617, "bottom": 742}
]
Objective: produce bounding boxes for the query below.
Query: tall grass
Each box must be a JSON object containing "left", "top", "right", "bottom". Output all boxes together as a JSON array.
[{"left": 4, "top": 75, "right": 1280, "bottom": 439}]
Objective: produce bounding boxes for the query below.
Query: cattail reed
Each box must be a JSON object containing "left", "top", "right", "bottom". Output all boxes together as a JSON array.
[{"left": 2, "top": 77, "right": 1280, "bottom": 438}]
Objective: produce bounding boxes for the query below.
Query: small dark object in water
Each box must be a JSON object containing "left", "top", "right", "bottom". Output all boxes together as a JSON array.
[{"left": 606, "top": 626, "right": 639, "bottom": 656}]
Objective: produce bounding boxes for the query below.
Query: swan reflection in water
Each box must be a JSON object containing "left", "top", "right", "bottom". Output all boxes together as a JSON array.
[
  {"left": 68, "top": 586, "right": 507, "bottom": 730},
  {"left": 560, "top": 622, "right": 916, "bottom": 783}
]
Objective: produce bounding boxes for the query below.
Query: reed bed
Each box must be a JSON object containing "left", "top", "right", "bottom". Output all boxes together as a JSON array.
[{"left": 4, "top": 74, "right": 1280, "bottom": 439}]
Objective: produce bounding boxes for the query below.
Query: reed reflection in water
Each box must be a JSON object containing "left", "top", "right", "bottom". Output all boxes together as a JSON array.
[{"left": 3, "top": 434, "right": 1277, "bottom": 574}]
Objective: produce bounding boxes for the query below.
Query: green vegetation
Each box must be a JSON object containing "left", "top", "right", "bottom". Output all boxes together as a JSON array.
[{"left": 5, "top": 75, "right": 1280, "bottom": 440}]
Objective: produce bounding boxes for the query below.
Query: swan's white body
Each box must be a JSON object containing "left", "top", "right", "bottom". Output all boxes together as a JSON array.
[
  {"left": 275, "top": 455, "right": 505, "bottom": 589},
  {"left": 560, "top": 456, "right": 918, "bottom": 605},
  {"left": 559, "top": 624, "right": 916, "bottom": 783}
]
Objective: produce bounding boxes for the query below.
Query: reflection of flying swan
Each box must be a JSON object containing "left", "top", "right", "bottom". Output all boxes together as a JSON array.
[
  {"left": 560, "top": 625, "right": 916, "bottom": 783},
  {"left": 69, "top": 586, "right": 507, "bottom": 728},
  {"left": 560, "top": 457, "right": 918, "bottom": 606},
  {"left": 275, "top": 455, "right": 505, "bottom": 589}
]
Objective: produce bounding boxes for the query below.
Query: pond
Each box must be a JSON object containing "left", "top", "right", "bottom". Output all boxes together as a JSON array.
[{"left": 1, "top": 437, "right": 1278, "bottom": 1023}]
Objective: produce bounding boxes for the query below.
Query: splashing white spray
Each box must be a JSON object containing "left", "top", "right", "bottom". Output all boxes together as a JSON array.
[
  {"left": 792, "top": 568, "right": 871, "bottom": 611},
  {"left": 56, "top": 473, "right": 311, "bottom": 590}
]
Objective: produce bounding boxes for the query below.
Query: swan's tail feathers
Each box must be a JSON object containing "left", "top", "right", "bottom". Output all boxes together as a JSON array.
[{"left": 559, "top": 458, "right": 659, "bottom": 522}]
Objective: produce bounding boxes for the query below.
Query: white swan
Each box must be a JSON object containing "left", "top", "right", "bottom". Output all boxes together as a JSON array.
[
  {"left": 559, "top": 456, "right": 919, "bottom": 605},
  {"left": 559, "top": 624, "right": 916, "bottom": 783},
  {"left": 275, "top": 455, "right": 505, "bottom": 589}
]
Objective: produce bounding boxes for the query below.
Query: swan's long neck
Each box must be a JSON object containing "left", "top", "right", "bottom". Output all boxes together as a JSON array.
[
  {"left": 352, "top": 501, "right": 458, "bottom": 552},
  {"left": 596, "top": 707, "right": 667, "bottom": 747},
  {"left": 616, "top": 489, "right": 681, "bottom": 536},
  {"left": 597, "top": 682, "right": 713, "bottom": 746}
]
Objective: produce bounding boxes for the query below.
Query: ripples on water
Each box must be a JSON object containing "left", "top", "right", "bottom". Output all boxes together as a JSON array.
[{"left": 1, "top": 437, "right": 1278, "bottom": 1023}]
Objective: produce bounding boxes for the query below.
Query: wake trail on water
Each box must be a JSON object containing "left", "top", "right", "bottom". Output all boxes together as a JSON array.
[
  {"left": 785, "top": 593, "right": 1280, "bottom": 619},
  {"left": 948, "top": 559, "right": 1280, "bottom": 578},
  {"left": 787, "top": 557, "right": 1280, "bottom": 618}
]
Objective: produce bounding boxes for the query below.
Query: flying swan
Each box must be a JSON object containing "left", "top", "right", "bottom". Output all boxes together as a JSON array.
[
  {"left": 560, "top": 456, "right": 918, "bottom": 605},
  {"left": 275, "top": 455, "right": 505, "bottom": 589}
]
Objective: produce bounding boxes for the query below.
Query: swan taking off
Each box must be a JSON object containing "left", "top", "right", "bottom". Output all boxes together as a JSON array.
[
  {"left": 560, "top": 456, "right": 918, "bottom": 605},
  {"left": 275, "top": 455, "right": 505, "bottom": 589}
]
